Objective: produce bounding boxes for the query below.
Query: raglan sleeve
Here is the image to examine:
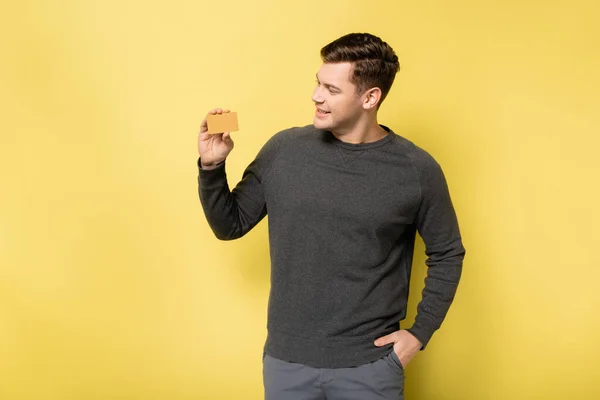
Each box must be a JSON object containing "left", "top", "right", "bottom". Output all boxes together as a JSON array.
[
  {"left": 406, "top": 151, "right": 466, "bottom": 350},
  {"left": 197, "top": 130, "right": 287, "bottom": 240}
]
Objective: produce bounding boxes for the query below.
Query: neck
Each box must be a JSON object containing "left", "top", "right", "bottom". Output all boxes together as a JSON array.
[{"left": 331, "top": 115, "right": 388, "bottom": 144}]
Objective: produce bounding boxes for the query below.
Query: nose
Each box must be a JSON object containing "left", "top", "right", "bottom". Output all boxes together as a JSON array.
[{"left": 312, "top": 85, "right": 324, "bottom": 104}]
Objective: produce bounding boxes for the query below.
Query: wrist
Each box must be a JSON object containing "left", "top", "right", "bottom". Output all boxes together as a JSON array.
[
  {"left": 201, "top": 162, "right": 218, "bottom": 170},
  {"left": 200, "top": 159, "right": 224, "bottom": 170}
]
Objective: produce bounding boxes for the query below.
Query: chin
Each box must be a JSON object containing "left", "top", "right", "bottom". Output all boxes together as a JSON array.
[{"left": 313, "top": 118, "right": 331, "bottom": 130}]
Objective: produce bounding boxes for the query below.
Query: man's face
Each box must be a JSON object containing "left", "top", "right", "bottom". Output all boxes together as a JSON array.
[{"left": 312, "top": 62, "right": 364, "bottom": 131}]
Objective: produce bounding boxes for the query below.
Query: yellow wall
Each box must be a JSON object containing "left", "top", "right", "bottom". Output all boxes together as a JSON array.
[{"left": 1, "top": 0, "right": 599, "bottom": 398}]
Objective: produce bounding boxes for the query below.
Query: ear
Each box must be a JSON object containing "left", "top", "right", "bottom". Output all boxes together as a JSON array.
[{"left": 362, "top": 87, "right": 382, "bottom": 110}]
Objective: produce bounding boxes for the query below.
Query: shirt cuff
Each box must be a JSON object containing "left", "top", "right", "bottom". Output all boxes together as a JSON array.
[
  {"left": 197, "top": 157, "right": 227, "bottom": 188},
  {"left": 406, "top": 321, "right": 436, "bottom": 351}
]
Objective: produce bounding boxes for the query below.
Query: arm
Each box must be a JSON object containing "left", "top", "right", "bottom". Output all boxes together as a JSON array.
[
  {"left": 406, "top": 153, "right": 466, "bottom": 349},
  {"left": 197, "top": 130, "right": 286, "bottom": 240},
  {"left": 198, "top": 157, "right": 266, "bottom": 240}
]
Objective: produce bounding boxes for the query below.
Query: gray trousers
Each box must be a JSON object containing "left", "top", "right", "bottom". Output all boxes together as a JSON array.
[{"left": 262, "top": 350, "right": 404, "bottom": 399}]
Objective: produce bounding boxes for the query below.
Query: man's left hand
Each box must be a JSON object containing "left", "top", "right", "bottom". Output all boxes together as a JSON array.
[{"left": 374, "top": 330, "right": 422, "bottom": 368}]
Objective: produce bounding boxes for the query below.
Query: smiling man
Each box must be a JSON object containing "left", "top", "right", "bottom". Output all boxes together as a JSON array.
[{"left": 197, "top": 33, "right": 466, "bottom": 400}]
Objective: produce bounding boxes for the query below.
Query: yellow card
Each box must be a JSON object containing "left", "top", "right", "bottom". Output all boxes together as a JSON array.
[{"left": 206, "top": 112, "right": 239, "bottom": 134}]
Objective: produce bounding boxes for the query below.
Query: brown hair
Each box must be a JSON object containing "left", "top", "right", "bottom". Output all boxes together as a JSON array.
[{"left": 320, "top": 33, "right": 400, "bottom": 107}]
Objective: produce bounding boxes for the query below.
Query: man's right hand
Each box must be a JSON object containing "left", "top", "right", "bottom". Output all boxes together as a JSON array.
[{"left": 198, "top": 108, "right": 235, "bottom": 169}]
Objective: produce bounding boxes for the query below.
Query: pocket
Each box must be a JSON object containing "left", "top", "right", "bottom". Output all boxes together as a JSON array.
[{"left": 388, "top": 350, "right": 404, "bottom": 371}]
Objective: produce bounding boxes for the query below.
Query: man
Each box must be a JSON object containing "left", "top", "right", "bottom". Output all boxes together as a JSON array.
[{"left": 197, "top": 33, "right": 465, "bottom": 400}]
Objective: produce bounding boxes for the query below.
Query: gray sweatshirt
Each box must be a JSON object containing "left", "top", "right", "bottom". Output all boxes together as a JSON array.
[{"left": 197, "top": 124, "right": 465, "bottom": 368}]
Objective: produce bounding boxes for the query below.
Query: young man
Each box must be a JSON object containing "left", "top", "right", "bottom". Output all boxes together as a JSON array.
[{"left": 197, "top": 33, "right": 465, "bottom": 400}]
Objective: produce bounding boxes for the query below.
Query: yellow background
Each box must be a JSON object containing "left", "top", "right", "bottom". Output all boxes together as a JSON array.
[{"left": 1, "top": 0, "right": 599, "bottom": 398}]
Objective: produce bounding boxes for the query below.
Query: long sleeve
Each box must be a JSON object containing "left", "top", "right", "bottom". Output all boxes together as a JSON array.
[
  {"left": 197, "top": 130, "right": 288, "bottom": 240},
  {"left": 406, "top": 152, "right": 466, "bottom": 349}
]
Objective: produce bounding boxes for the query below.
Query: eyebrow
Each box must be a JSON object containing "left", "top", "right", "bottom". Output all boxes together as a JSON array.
[{"left": 316, "top": 73, "right": 342, "bottom": 92}]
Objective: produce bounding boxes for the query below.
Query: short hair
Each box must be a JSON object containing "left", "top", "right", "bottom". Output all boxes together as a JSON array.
[{"left": 320, "top": 33, "right": 400, "bottom": 106}]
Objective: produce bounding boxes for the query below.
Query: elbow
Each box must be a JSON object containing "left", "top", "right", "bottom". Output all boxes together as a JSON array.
[
  {"left": 428, "top": 240, "right": 466, "bottom": 263},
  {"left": 214, "top": 233, "right": 240, "bottom": 241},
  {"left": 211, "top": 226, "right": 243, "bottom": 241},
  {"left": 447, "top": 237, "right": 466, "bottom": 263}
]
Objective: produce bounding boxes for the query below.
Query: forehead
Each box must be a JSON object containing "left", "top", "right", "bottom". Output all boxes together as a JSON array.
[{"left": 317, "top": 62, "right": 355, "bottom": 87}]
